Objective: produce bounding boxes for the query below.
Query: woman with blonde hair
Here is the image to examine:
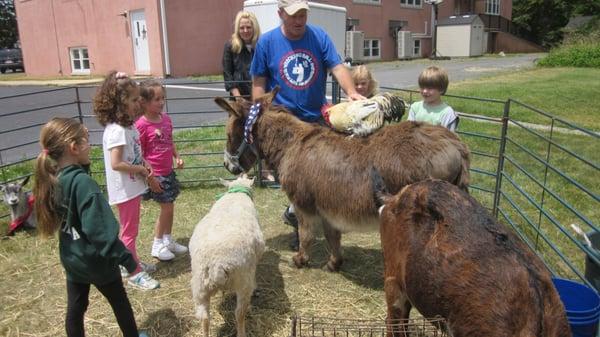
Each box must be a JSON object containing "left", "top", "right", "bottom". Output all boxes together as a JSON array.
[
  {"left": 351, "top": 65, "right": 379, "bottom": 98},
  {"left": 222, "top": 11, "right": 261, "bottom": 101}
]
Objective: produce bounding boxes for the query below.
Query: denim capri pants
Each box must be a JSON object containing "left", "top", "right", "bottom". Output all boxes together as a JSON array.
[{"left": 143, "top": 170, "right": 180, "bottom": 203}]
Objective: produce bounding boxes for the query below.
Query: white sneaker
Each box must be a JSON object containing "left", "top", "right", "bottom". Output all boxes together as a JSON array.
[
  {"left": 166, "top": 239, "right": 188, "bottom": 255},
  {"left": 119, "top": 265, "right": 129, "bottom": 278},
  {"left": 128, "top": 271, "right": 160, "bottom": 290},
  {"left": 140, "top": 261, "right": 157, "bottom": 273},
  {"left": 151, "top": 244, "right": 175, "bottom": 261}
]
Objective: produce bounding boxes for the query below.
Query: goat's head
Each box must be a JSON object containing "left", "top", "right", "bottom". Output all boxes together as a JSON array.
[
  {"left": 1, "top": 176, "right": 30, "bottom": 208},
  {"left": 220, "top": 173, "right": 255, "bottom": 190}
]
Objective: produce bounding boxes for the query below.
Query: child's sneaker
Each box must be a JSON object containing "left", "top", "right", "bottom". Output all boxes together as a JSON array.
[
  {"left": 128, "top": 271, "right": 160, "bottom": 290},
  {"left": 120, "top": 265, "right": 130, "bottom": 278},
  {"left": 140, "top": 261, "right": 157, "bottom": 273},
  {"left": 166, "top": 238, "right": 188, "bottom": 255},
  {"left": 151, "top": 244, "right": 175, "bottom": 261},
  {"left": 138, "top": 331, "right": 149, "bottom": 337}
]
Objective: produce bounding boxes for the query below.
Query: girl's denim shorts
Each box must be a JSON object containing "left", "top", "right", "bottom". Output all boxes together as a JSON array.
[{"left": 143, "top": 170, "right": 180, "bottom": 203}]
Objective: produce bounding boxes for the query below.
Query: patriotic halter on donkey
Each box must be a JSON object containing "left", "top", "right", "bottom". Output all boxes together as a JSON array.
[{"left": 224, "top": 103, "right": 262, "bottom": 173}]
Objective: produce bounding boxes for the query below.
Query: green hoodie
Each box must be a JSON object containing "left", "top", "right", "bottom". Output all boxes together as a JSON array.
[{"left": 58, "top": 165, "right": 137, "bottom": 285}]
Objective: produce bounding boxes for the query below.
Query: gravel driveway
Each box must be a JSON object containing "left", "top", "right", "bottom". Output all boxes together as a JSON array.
[{"left": 366, "top": 53, "right": 544, "bottom": 89}]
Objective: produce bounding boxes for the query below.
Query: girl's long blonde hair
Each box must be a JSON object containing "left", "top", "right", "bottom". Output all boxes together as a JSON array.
[
  {"left": 34, "top": 117, "right": 88, "bottom": 237},
  {"left": 352, "top": 65, "right": 379, "bottom": 98},
  {"left": 230, "top": 11, "right": 261, "bottom": 54}
]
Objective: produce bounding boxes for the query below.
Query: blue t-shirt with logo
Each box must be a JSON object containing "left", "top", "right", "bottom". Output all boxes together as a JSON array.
[{"left": 251, "top": 25, "right": 341, "bottom": 122}]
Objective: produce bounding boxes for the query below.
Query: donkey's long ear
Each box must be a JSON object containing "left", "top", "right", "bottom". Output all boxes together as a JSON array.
[
  {"left": 215, "top": 97, "right": 243, "bottom": 118},
  {"left": 262, "top": 86, "right": 280, "bottom": 106}
]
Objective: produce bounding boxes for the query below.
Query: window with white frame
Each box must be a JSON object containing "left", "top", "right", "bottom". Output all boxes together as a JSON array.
[
  {"left": 400, "top": 0, "right": 422, "bottom": 8},
  {"left": 485, "top": 0, "right": 500, "bottom": 15},
  {"left": 413, "top": 39, "right": 421, "bottom": 56},
  {"left": 353, "top": 0, "right": 381, "bottom": 4},
  {"left": 363, "top": 39, "right": 380, "bottom": 59},
  {"left": 70, "top": 47, "right": 90, "bottom": 74}
]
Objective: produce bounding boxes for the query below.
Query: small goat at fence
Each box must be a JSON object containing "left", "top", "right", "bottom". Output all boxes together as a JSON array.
[
  {"left": 189, "top": 174, "right": 265, "bottom": 337},
  {"left": 1, "top": 176, "right": 36, "bottom": 235},
  {"left": 374, "top": 178, "right": 571, "bottom": 337}
]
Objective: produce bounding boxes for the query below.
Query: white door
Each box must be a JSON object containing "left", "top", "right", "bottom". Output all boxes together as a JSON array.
[{"left": 130, "top": 10, "right": 150, "bottom": 73}]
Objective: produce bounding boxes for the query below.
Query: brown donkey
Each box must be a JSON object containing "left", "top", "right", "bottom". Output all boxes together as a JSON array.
[
  {"left": 374, "top": 178, "right": 571, "bottom": 337},
  {"left": 215, "top": 90, "right": 470, "bottom": 271}
]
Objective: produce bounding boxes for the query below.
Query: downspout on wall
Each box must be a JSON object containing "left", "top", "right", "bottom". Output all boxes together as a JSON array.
[
  {"left": 159, "top": 0, "right": 171, "bottom": 76},
  {"left": 50, "top": 0, "right": 64, "bottom": 75}
]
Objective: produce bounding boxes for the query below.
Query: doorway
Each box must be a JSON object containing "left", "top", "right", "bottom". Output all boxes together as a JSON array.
[{"left": 130, "top": 10, "right": 150, "bottom": 73}]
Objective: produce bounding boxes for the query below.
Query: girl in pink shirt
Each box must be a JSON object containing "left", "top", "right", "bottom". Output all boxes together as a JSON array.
[{"left": 135, "top": 80, "right": 187, "bottom": 261}]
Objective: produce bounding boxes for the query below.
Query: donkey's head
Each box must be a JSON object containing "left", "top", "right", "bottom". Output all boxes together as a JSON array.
[
  {"left": 215, "top": 89, "right": 278, "bottom": 174},
  {"left": 1, "top": 176, "right": 30, "bottom": 209}
]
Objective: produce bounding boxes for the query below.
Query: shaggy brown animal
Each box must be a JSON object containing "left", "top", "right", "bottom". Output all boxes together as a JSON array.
[
  {"left": 215, "top": 90, "right": 470, "bottom": 271},
  {"left": 374, "top": 178, "right": 571, "bottom": 337}
]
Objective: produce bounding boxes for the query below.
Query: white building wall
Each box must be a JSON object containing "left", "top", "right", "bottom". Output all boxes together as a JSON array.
[
  {"left": 437, "top": 25, "right": 470, "bottom": 57},
  {"left": 244, "top": 0, "right": 347, "bottom": 58}
]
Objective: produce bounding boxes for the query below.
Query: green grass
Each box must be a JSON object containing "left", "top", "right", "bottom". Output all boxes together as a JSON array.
[
  {"left": 0, "top": 66, "right": 599, "bottom": 336},
  {"left": 537, "top": 41, "right": 600, "bottom": 68},
  {"left": 446, "top": 67, "right": 600, "bottom": 131}
]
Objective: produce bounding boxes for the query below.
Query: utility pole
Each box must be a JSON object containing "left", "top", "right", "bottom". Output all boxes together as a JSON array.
[{"left": 425, "top": 0, "right": 444, "bottom": 59}]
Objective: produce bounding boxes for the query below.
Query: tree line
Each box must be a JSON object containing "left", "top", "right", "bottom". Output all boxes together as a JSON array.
[
  {"left": 0, "top": 0, "right": 17, "bottom": 49},
  {"left": 512, "top": 0, "right": 600, "bottom": 48}
]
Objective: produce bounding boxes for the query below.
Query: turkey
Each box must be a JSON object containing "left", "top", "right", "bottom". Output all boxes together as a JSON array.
[{"left": 323, "top": 92, "right": 406, "bottom": 137}]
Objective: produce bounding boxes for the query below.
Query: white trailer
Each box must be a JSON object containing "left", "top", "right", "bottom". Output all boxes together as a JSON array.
[{"left": 243, "top": 0, "right": 347, "bottom": 58}]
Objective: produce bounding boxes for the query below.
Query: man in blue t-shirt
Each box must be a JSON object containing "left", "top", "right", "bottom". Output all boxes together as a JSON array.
[
  {"left": 251, "top": 0, "right": 364, "bottom": 122},
  {"left": 250, "top": 0, "right": 365, "bottom": 250}
]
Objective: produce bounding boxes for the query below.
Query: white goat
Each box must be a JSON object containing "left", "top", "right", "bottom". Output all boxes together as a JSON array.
[
  {"left": 1, "top": 176, "right": 36, "bottom": 235},
  {"left": 189, "top": 175, "right": 265, "bottom": 337}
]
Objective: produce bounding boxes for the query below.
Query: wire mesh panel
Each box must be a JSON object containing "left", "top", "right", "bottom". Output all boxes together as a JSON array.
[{"left": 290, "top": 315, "right": 448, "bottom": 337}]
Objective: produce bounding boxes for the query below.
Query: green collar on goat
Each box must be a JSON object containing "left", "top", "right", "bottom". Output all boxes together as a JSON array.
[{"left": 215, "top": 186, "right": 253, "bottom": 200}]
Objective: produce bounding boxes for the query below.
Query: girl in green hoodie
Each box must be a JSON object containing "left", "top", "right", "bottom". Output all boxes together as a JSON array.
[{"left": 33, "top": 118, "right": 147, "bottom": 337}]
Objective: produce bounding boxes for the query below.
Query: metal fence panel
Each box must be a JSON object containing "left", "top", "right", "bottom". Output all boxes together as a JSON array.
[{"left": 1, "top": 81, "right": 598, "bottom": 290}]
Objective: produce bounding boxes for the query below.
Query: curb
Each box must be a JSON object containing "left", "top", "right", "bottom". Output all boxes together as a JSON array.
[{"left": 0, "top": 79, "right": 105, "bottom": 86}]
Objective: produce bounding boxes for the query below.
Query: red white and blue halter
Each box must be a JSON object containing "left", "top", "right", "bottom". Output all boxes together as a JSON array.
[
  {"left": 225, "top": 103, "right": 262, "bottom": 173},
  {"left": 244, "top": 103, "right": 261, "bottom": 144}
]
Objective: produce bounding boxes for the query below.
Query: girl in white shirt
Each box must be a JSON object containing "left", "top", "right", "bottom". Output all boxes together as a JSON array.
[{"left": 93, "top": 71, "right": 161, "bottom": 290}]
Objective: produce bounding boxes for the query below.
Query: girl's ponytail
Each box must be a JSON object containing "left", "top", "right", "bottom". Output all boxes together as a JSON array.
[
  {"left": 33, "top": 118, "right": 87, "bottom": 237},
  {"left": 34, "top": 149, "right": 60, "bottom": 237}
]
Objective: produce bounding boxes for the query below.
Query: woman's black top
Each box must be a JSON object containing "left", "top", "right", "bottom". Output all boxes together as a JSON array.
[{"left": 222, "top": 40, "right": 254, "bottom": 98}]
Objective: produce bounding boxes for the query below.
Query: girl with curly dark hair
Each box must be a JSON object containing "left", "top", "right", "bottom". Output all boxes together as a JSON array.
[{"left": 93, "top": 71, "right": 160, "bottom": 290}]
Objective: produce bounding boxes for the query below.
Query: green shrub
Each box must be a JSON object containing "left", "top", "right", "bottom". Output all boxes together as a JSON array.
[{"left": 538, "top": 41, "right": 600, "bottom": 68}]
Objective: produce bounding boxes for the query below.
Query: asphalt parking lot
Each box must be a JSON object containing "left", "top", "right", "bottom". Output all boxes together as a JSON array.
[{"left": 0, "top": 53, "right": 543, "bottom": 165}]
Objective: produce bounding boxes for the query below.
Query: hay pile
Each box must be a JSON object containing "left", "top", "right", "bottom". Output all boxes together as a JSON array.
[{"left": 1, "top": 184, "right": 391, "bottom": 336}]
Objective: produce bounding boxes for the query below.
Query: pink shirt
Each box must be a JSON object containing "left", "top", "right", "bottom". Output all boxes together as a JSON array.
[{"left": 135, "top": 112, "right": 175, "bottom": 176}]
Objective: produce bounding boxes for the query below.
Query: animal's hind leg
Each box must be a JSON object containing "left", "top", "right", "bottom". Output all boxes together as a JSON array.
[
  {"left": 292, "top": 211, "right": 315, "bottom": 268},
  {"left": 385, "top": 278, "right": 411, "bottom": 337},
  {"left": 322, "top": 220, "right": 343, "bottom": 272},
  {"left": 234, "top": 288, "right": 252, "bottom": 337},
  {"left": 192, "top": 287, "right": 211, "bottom": 337}
]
